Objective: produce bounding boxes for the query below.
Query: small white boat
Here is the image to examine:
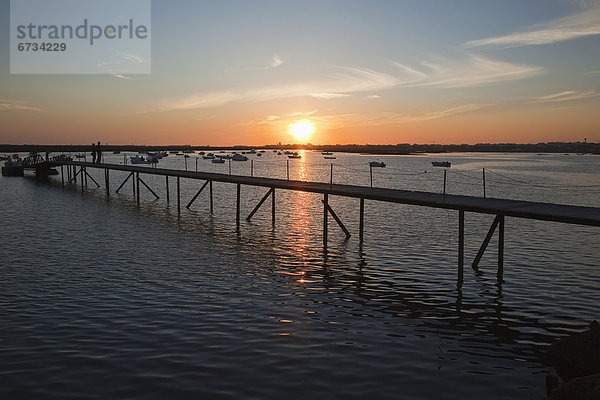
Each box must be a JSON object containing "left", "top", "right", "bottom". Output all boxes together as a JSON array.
[
  {"left": 324, "top": 156, "right": 336, "bottom": 159},
  {"left": 321, "top": 152, "right": 333, "bottom": 155},
  {"left": 212, "top": 158, "right": 225, "bottom": 163},
  {"left": 130, "top": 155, "right": 148, "bottom": 164},
  {"left": 203, "top": 153, "right": 215, "bottom": 159},
  {"left": 256, "top": 153, "right": 262, "bottom": 157},
  {"left": 147, "top": 154, "right": 160, "bottom": 163},
  {"left": 74, "top": 154, "right": 86, "bottom": 159},
  {"left": 288, "top": 152, "right": 301, "bottom": 159},
  {"left": 369, "top": 161, "right": 386, "bottom": 167},
  {"left": 431, "top": 161, "right": 451, "bottom": 167}
]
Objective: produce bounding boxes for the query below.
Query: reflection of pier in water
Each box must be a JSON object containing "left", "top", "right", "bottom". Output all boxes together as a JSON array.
[{"left": 24, "top": 159, "right": 600, "bottom": 290}]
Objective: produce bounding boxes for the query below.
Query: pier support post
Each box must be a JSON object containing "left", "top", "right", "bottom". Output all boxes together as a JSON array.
[
  {"left": 246, "top": 188, "right": 273, "bottom": 221},
  {"left": 115, "top": 172, "right": 133, "bottom": 194},
  {"left": 81, "top": 167, "right": 84, "bottom": 192},
  {"left": 444, "top": 170, "right": 447, "bottom": 194},
  {"left": 236, "top": 183, "right": 241, "bottom": 230},
  {"left": 483, "top": 168, "right": 487, "bottom": 198},
  {"left": 359, "top": 197, "right": 364, "bottom": 241},
  {"left": 136, "top": 172, "right": 140, "bottom": 206},
  {"left": 177, "top": 177, "right": 181, "bottom": 216},
  {"left": 138, "top": 175, "right": 159, "bottom": 200},
  {"left": 330, "top": 163, "right": 333, "bottom": 187},
  {"left": 105, "top": 169, "right": 109, "bottom": 195},
  {"left": 82, "top": 169, "right": 100, "bottom": 188},
  {"left": 321, "top": 198, "right": 351, "bottom": 238},
  {"left": 472, "top": 215, "right": 502, "bottom": 270},
  {"left": 323, "top": 193, "right": 329, "bottom": 246},
  {"left": 61, "top": 165, "right": 64, "bottom": 187},
  {"left": 458, "top": 210, "right": 464, "bottom": 286},
  {"left": 166, "top": 176, "right": 170, "bottom": 203},
  {"left": 186, "top": 180, "right": 209, "bottom": 209},
  {"left": 498, "top": 215, "right": 504, "bottom": 281},
  {"left": 209, "top": 180, "right": 213, "bottom": 214},
  {"left": 271, "top": 188, "right": 275, "bottom": 226}
]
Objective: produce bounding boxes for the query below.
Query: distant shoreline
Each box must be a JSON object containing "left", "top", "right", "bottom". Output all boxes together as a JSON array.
[{"left": 0, "top": 142, "right": 598, "bottom": 155}]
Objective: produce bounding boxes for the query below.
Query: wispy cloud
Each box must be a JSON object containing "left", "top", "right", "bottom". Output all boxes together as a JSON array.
[
  {"left": 0, "top": 99, "right": 43, "bottom": 112},
  {"left": 159, "top": 66, "right": 399, "bottom": 111},
  {"left": 310, "top": 93, "right": 351, "bottom": 99},
  {"left": 239, "top": 110, "right": 319, "bottom": 126},
  {"left": 270, "top": 54, "right": 283, "bottom": 68},
  {"left": 247, "top": 104, "right": 485, "bottom": 129},
  {"left": 533, "top": 90, "right": 598, "bottom": 102},
  {"left": 394, "top": 55, "right": 542, "bottom": 88},
  {"left": 350, "top": 104, "right": 486, "bottom": 126},
  {"left": 120, "top": 53, "right": 145, "bottom": 64},
  {"left": 466, "top": 5, "right": 600, "bottom": 47},
  {"left": 113, "top": 74, "right": 132, "bottom": 80},
  {"left": 227, "top": 54, "right": 284, "bottom": 72}
]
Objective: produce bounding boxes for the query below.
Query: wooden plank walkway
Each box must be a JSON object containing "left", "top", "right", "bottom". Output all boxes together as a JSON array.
[{"left": 55, "top": 161, "right": 600, "bottom": 227}]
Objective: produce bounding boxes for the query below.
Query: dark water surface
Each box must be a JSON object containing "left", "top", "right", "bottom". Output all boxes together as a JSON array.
[{"left": 1, "top": 152, "right": 599, "bottom": 399}]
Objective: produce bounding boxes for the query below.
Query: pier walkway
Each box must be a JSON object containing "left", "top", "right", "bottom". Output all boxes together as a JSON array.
[{"left": 29, "top": 160, "right": 600, "bottom": 285}]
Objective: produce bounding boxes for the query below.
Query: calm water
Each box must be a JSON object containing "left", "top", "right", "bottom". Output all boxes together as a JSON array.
[{"left": 1, "top": 152, "right": 599, "bottom": 399}]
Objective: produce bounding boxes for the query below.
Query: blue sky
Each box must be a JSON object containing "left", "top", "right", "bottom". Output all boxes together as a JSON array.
[{"left": 1, "top": 0, "right": 599, "bottom": 145}]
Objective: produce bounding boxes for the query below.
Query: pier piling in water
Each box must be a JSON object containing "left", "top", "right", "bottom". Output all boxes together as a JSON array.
[
  {"left": 236, "top": 183, "right": 241, "bottom": 230},
  {"left": 458, "top": 210, "right": 465, "bottom": 286},
  {"left": 177, "top": 176, "right": 180, "bottom": 216}
]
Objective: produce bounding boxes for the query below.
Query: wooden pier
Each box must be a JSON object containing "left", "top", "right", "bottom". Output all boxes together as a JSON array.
[{"left": 25, "top": 160, "right": 600, "bottom": 286}]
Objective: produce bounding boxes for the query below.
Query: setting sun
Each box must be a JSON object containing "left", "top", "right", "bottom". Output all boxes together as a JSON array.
[{"left": 288, "top": 119, "right": 316, "bottom": 143}]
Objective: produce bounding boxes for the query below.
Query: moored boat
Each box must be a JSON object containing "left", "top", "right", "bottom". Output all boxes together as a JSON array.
[
  {"left": 232, "top": 154, "right": 248, "bottom": 161},
  {"left": 2, "top": 156, "right": 24, "bottom": 176},
  {"left": 130, "top": 155, "right": 148, "bottom": 164}
]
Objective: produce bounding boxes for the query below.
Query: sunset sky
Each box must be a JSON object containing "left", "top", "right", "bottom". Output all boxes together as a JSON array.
[{"left": 1, "top": 0, "right": 600, "bottom": 146}]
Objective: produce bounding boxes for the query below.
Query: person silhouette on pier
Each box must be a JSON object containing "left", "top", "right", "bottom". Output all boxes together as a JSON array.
[
  {"left": 91, "top": 143, "right": 97, "bottom": 164},
  {"left": 96, "top": 141, "right": 102, "bottom": 164}
]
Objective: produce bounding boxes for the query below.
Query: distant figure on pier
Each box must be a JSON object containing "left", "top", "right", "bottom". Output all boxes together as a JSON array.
[
  {"left": 91, "top": 143, "right": 97, "bottom": 164},
  {"left": 96, "top": 141, "right": 102, "bottom": 164}
]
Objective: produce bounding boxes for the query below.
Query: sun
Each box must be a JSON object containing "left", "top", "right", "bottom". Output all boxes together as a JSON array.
[{"left": 288, "top": 119, "right": 316, "bottom": 143}]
